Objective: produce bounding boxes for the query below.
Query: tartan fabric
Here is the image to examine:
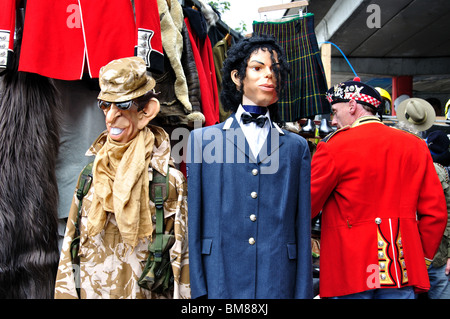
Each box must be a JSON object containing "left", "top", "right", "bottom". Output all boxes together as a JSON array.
[{"left": 253, "top": 14, "right": 330, "bottom": 121}]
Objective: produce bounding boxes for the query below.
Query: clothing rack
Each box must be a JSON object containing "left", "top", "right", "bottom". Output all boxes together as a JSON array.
[
  {"left": 257, "top": 0, "right": 309, "bottom": 13},
  {"left": 184, "top": 0, "right": 243, "bottom": 41}
]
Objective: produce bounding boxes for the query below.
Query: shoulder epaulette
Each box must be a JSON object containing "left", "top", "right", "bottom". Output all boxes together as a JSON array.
[
  {"left": 391, "top": 126, "right": 424, "bottom": 141},
  {"left": 321, "top": 126, "right": 350, "bottom": 143}
]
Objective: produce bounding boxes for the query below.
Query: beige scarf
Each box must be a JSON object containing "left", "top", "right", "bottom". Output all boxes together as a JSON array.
[{"left": 87, "top": 127, "right": 155, "bottom": 248}]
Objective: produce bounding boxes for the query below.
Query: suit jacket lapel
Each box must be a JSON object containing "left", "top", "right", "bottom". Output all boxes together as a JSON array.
[
  {"left": 223, "top": 114, "right": 285, "bottom": 165},
  {"left": 258, "top": 122, "right": 285, "bottom": 164},
  {"left": 223, "top": 114, "right": 256, "bottom": 163}
]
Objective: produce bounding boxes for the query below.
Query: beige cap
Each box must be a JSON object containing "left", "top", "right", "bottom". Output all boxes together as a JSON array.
[{"left": 97, "top": 56, "right": 156, "bottom": 102}]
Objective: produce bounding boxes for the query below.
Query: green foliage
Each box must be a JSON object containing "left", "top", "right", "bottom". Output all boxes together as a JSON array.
[
  {"left": 208, "top": 1, "right": 247, "bottom": 34},
  {"left": 235, "top": 22, "right": 247, "bottom": 34},
  {"left": 208, "top": 1, "right": 230, "bottom": 14}
]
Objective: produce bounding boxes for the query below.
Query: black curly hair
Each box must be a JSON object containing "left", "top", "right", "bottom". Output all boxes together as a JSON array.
[{"left": 220, "top": 35, "right": 290, "bottom": 123}]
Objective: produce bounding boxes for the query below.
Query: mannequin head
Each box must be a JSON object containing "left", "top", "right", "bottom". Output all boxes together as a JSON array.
[
  {"left": 220, "top": 35, "right": 289, "bottom": 122},
  {"left": 230, "top": 48, "right": 279, "bottom": 108},
  {"left": 97, "top": 57, "right": 160, "bottom": 143}
]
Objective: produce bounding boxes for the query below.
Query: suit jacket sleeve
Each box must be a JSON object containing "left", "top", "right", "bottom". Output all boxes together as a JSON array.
[
  {"left": 186, "top": 129, "right": 207, "bottom": 298},
  {"left": 310, "top": 142, "right": 340, "bottom": 218},
  {"left": 296, "top": 141, "right": 313, "bottom": 298}
]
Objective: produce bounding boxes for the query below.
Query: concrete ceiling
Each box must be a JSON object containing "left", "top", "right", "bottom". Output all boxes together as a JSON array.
[{"left": 285, "top": 0, "right": 450, "bottom": 106}]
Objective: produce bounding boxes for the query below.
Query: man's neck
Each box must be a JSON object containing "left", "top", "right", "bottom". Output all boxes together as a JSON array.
[
  {"left": 355, "top": 107, "right": 374, "bottom": 119},
  {"left": 351, "top": 114, "right": 381, "bottom": 127}
]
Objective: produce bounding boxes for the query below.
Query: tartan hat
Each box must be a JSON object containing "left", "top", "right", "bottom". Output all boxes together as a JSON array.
[
  {"left": 326, "top": 79, "right": 382, "bottom": 110},
  {"left": 426, "top": 130, "right": 450, "bottom": 166},
  {"left": 97, "top": 56, "right": 155, "bottom": 102}
]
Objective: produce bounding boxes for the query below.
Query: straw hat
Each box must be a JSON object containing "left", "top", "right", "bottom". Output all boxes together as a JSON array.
[{"left": 397, "top": 98, "right": 436, "bottom": 132}]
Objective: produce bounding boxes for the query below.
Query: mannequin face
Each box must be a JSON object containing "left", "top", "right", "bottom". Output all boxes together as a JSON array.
[
  {"left": 102, "top": 98, "right": 160, "bottom": 143},
  {"left": 232, "top": 48, "right": 279, "bottom": 107}
]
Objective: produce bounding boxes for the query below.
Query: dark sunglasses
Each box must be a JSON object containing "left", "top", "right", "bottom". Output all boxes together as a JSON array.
[{"left": 97, "top": 99, "right": 138, "bottom": 111}]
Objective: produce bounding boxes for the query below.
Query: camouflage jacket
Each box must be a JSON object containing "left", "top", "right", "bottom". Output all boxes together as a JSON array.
[
  {"left": 54, "top": 126, "right": 190, "bottom": 299},
  {"left": 433, "top": 163, "right": 450, "bottom": 268}
]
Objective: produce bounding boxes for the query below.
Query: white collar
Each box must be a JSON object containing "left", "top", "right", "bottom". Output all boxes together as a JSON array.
[{"left": 223, "top": 105, "right": 284, "bottom": 135}]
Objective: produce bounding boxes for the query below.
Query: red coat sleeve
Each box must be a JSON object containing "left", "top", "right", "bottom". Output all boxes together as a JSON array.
[
  {"left": 0, "top": 0, "right": 16, "bottom": 71},
  {"left": 202, "top": 36, "right": 219, "bottom": 125},
  {"left": 185, "top": 18, "right": 219, "bottom": 126},
  {"left": 134, "top": 0, "right": 164, "bottom": 74}
]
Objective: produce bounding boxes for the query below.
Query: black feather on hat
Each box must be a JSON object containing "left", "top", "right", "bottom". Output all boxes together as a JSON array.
[{"left": 427, "top": 130, "right": 450, "bottom": 166}]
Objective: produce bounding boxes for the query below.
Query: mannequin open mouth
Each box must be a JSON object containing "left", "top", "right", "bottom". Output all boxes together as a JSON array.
[{"left": 110, "top": 127, "right": 124, "bottom": 136}]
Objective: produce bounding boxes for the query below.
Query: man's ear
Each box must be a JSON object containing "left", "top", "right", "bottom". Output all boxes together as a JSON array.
[
  {"left": 137, "top": 97, "right": 160, "bottom": 130},
  {"left": 231, "top": 70, "right": 241, "bottom": 88},
  {"left": 348, "top": 99, "right": 357, "bottom": 114}
]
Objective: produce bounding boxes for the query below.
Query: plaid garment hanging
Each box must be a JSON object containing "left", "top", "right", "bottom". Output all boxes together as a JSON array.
[{"left": 253, "top": 14, "right": 330, "bottom": 122}]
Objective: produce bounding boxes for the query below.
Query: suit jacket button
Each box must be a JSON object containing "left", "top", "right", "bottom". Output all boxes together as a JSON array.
[
  {"left": 250, "top": 214, "right": 257, "bottom": 222},
  {"left": 251, "top": 191, "right": 258, "bottom": 199},
  {"left": 249, "top": 237, "right": 255, "bottom": 245},
  {"left": 252, "top": 169, "right": 258, "bottom": 176}
]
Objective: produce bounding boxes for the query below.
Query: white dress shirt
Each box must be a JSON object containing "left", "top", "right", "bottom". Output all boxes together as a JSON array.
[{"left": 235, "top": 104, "right": 271, "bottom": 158}]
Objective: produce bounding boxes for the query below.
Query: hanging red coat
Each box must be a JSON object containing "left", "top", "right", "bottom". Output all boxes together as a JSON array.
[
  {"left": 0, "top": 0, "right": 16, "bottom": 72},
  {"left": 185, "top": 18, "right": 219, "bottom": 126},
  {"left": 17, "top": 0, "right": 163, "bottom": 80}
]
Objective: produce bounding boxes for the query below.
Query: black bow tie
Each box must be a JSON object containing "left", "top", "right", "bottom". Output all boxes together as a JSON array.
[{"left": 241, "top": 113, "right": 267, "bottom": 128}]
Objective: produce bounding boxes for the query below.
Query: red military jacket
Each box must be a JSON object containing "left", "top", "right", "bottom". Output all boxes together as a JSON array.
[
  {"left": 0, "top": 0, "right": 16, "bottom": 72},
  {"left": 311, "top": 116, "right": 448, "bottom": 298},
  {"left": 15, "top": 0, "right": 163, "bottom": 80}
]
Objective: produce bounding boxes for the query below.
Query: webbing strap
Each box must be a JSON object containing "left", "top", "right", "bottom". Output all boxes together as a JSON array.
[
  {"left": 72, "top": 161, "right": 93, "bottom": 298},
  {"left": 149, "top": 169, "right": 169, "bottom": 262},
  {"left": 154, "top": 185, "right": 164, "bottom": 262},
  {"left": 74, "top": 162, "right": 93, "bottom": 236}
]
